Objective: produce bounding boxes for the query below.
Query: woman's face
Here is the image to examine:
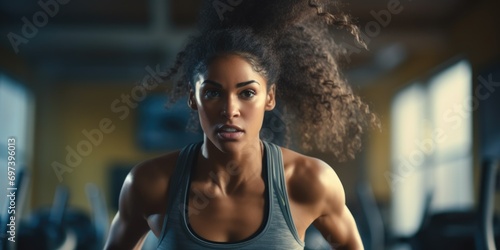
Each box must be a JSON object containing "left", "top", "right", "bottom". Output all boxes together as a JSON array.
[{"left": 189, "top": 54, "right": 275, "bottom": 153}]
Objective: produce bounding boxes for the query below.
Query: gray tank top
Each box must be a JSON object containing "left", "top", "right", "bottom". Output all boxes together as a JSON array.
[{"left": 156, "top": 140, "right": 305, "bottom": 249}]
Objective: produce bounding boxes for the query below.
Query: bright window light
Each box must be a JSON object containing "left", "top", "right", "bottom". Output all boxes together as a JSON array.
[
  {"left": 428, "top": 60, "right": 473, "bottom": 211},
  {"left": 389, "top": 58, "right": 474, "bottom": 236},
  {"left": 390, "top": 83, "right": 427, "bottom": 236},
  {"left": 428, "top": 60, "right": 473, "bottom": 161}
]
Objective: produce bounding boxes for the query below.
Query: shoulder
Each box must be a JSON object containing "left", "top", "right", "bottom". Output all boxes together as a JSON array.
[
  {"left": 119, "top": 150, "right": 181, "bottom": 217},
  {"left": 278, "top": 147, "right": 364, "bottom": 248},
  {"left": 280, "top": 147, "right": 345, "bottom": 214}
]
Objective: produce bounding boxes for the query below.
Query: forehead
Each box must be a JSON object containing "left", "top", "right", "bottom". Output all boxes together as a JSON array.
[{"left": 200, "top": 54, "right": 267, "bottom": 87}]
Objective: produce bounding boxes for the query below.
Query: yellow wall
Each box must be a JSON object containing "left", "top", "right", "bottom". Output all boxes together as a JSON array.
[{"left": 32, "top": 82, "right": 162, "bottom": 215}]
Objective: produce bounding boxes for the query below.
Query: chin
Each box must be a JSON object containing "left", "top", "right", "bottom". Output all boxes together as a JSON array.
[
  {"left": 211, "top": 135, "right": 255, "bottom": 154},
  {"left": 214, "top": 139, "right": 244, "bottom": 153}
]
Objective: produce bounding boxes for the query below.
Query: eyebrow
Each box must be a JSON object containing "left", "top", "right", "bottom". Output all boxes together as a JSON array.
[{"left": 201, "top": 79, "right": 260, "bottom": 88}]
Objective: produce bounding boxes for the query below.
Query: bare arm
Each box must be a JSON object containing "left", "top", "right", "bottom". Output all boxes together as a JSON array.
[
  {"left": 105, "top": 212, "right": 149, "bottom": 250},
  {"left": 313, "top": 205, "right": 363, "bottom": 250},
  {"left": 104, "top": 171, "right": 151, "bottom": 249},
  {"left": 104, "top": 154, "right": 175, "bottom": 250},
  {"left": 312, "top": 162, "right": 364, "bottom": 250}
]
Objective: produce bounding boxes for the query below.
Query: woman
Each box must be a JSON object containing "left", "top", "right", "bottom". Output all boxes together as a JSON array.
[{"left": 105, "top": 1, "right": 378, "bottom": 249}]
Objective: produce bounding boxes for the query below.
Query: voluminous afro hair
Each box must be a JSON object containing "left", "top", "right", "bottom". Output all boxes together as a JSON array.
[{"left": 163, "top": 0, "right": 380, "bottom": 162}]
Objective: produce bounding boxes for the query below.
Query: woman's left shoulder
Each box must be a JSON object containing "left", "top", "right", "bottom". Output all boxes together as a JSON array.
[{"left": 280, "top": 147, "right": 345, "bottom": 205}]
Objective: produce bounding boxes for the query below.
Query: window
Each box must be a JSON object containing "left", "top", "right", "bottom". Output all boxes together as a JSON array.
[
  {"left": 0, "top": 73, "right": 35, "bottom": 220},
  {"left": 390, "top": 83, "right": 427, "bottom": 236},
  {"left": 389, "top": 59, "right": 473, "bottom": 236},
  {"left": 427, "top": 60, "right": 473, "bottom": 211}
]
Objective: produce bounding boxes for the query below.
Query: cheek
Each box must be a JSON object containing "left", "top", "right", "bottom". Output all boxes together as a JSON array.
[
  {"left": 195, "top": 102, "right": 223, "bottom": 132},
  {"left": 242, "top": 102, "right": 267, "bottom": 123},
  {"left": 247, "top": 104, "right": 265, "bottom": 116},
  {"left": 196, "top": 106, "right": 216, "bottom": 124},
  {"left": 196, "top": 110, "right": 214, "bottom": 135}
]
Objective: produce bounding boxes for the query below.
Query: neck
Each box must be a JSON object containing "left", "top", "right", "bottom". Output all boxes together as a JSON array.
[{"left": 195, "top": 138, "right": 264, "bottom": 195}]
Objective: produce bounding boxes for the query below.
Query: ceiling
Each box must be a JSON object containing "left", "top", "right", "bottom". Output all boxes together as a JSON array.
[{"left": 0, "top": 0, "right": 476, "bottom": 85}]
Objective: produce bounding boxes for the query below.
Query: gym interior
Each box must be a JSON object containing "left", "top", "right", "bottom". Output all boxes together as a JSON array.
[{"left": 1, "top": 0, "right": 499, "bottom": 249}]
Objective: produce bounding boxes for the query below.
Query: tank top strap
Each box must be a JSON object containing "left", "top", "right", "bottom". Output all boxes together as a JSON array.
[
  {"left": 168, "top": 142, "right": 202, "bottom": 212},
  {"left": 262, "top": 140, "right": 303, "bottom": 244},
  {"left": 157, "top": 141, "right": 202, "bottom": 245}
]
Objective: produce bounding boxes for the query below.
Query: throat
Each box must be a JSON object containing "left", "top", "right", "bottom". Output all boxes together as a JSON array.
[
  {"left": 200, "top": 139, "right": 264, "bottom": 165},
  {"left": 195, "top": 141, "right": 266, "bottom": 195}
]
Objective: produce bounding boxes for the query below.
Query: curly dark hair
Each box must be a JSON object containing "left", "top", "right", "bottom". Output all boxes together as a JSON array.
[
  {"left": 184, "top": 28, "right": 280, "bottom": 91},
  {"left": 163, "top": 0, "right": 379, "bottom": 162}
]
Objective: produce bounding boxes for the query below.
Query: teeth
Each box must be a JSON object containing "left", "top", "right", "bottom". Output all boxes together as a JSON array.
[{"left": 221, "top": 127, "right": 237, "bottom": 132}]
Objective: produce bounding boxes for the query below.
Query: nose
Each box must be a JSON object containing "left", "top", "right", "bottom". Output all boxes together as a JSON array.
[{"left": 221, "top": 94, "right": 240, "bottom": 119}]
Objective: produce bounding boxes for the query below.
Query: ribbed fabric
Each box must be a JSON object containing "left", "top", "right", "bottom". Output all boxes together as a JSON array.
[{"left": 156, "top": 140, "right": 305, "bottom": 249}]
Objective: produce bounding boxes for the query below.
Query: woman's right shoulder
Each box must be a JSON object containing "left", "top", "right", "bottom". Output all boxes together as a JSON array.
[
  {"left": 119, "top": 150, "right": 182, "bottom": 214},
  {"left": 130, "top": 150, "right": 181, "bottom": 185}
]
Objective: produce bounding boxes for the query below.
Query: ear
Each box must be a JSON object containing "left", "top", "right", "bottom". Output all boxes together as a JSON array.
[
  {"left": 265, "top": 84, "right": 276, "bottom": 111},
  {"left": 188, "top": 88, "right": 198, "bottom": 110}
]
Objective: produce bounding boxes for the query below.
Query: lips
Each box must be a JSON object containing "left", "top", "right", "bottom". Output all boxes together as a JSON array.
[{"left": 216, "top": 124, "right": 244, "bottom": 140}]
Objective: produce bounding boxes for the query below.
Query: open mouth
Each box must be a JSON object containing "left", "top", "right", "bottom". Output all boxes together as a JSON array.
[{"left": 216, "top": 125, "right": 244, "bottom": 140}]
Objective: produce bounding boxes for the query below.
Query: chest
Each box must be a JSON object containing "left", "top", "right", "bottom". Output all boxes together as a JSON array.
[{"left": 186, "top": 183, "right": 267, "bottom": 242}]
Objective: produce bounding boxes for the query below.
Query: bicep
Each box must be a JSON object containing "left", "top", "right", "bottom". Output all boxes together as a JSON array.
[
  {"left": 313, "top": 205, "right": 363, "bottom": 250},
  {"left": 312, "top": 162, "right": 363, "bottom": 249},
  {"left": 104, "top": 173, "right": 151, "bottom": 249},
  {"left": 105, "top": 211, "right": 150, "bottom": 250}
]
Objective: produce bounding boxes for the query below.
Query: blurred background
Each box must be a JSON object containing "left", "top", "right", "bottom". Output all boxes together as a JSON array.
[{"left": 0, "top": 0, "right": 499, "bottom": 249}]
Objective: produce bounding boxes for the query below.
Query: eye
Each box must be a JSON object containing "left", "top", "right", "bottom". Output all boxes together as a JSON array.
[
  {"left": 203, "top": 89, "right": 220, "bottom": 99},
  {"left": 240, "top": 89, "right": 256, "bottom": 99}
]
